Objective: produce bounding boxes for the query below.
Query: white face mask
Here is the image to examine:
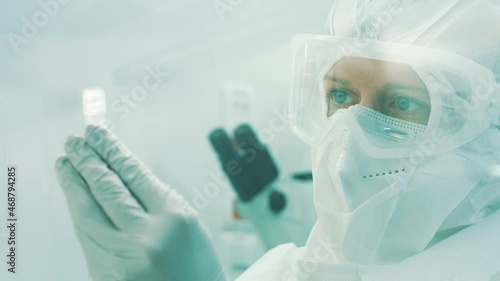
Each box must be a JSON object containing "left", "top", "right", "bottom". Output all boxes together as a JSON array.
[{"left": 303, "top": 105, "right": 496, "bottom": 265}]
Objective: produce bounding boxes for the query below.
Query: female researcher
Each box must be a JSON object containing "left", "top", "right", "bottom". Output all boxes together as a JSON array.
[{"left": 55, "top": 0, "right": 500, "bottom": 280}]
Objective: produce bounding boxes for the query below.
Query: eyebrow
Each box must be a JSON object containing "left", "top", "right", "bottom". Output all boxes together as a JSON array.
[
  {"left": 324, "top": 77, "right": 427, "bottom": 93},
  {"left": 323, "top": 76, "right": 430, "bottom": 100},
  {"left": 323, "top": 75, "right": 351, "bottom": 86},
  {"left": 384, "top": 83, "right": 428, "bottom": 94}
]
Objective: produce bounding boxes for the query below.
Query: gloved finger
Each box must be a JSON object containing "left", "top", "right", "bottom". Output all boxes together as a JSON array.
[
  {"left": 55, "top": 155, "right": 117, "bottom": 237},
  {"left": 85, "top": 125, "right": 189, "bottom": 215},
  {"left": 64, "top": 136, "right": 150, "bottom": 233}
]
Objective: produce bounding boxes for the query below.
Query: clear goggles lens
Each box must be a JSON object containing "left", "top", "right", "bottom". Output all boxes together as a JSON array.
[{"left": 289, "top": 34, "right": 498, "bottom": 151}]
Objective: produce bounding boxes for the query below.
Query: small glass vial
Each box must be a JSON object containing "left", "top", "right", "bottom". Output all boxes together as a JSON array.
[{"left": 82, "top": 88, "right": 107, "bottom": 126}]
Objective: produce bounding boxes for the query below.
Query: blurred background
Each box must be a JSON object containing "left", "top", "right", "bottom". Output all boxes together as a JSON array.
[{"left": 0, "top": 0, "right": 332, "bottom": 280}]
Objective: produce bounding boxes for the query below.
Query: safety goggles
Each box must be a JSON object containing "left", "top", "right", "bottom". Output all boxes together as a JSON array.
[{"left": 289, "top": 34, "right": 500, "bottom": 156}]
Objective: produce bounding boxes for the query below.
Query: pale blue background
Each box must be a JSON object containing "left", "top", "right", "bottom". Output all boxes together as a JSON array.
[{"left": 0, "top": 1, "right": 332, "bottom": 280}]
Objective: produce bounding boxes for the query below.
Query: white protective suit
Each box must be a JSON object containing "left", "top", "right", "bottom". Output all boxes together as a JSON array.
[{"left": 237, "top": 1, "right": 500, "bottom": 280}]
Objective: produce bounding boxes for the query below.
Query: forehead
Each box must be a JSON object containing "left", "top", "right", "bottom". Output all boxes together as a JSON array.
[{"left": 324, "top": 57, "right": 426, "bottom": 87}]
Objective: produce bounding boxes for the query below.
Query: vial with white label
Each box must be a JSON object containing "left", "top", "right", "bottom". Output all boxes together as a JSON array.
[
  {"left": 220, "top": 83, "right": 256, "bottom": 133},
  {"left": 82, "top": 88, "right": 107, "bottom": 126}
]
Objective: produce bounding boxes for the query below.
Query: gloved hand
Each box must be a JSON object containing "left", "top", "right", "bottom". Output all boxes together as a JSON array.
[{"left": 55, "top": 125, "right": 227, "bottom": 281}]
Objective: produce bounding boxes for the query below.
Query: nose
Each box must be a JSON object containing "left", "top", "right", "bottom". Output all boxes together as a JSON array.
[{"left": 358, "top": 94, "right": 381, "bottom": 112}]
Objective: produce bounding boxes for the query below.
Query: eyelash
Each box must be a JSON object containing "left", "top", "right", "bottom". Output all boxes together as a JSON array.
[
  {"left": 327, "top": 88, "right": 429, "bottom": 113},
  {"left": 327, "top": 89, "right": 357, "bottom": 105},
  {"left": 388, "top": 95, "right": 430, "bottom": 112}
]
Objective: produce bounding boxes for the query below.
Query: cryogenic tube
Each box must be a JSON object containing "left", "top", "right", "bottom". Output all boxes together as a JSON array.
[{"left": 82, "top": 88, "right": 107, "bottom": 126}]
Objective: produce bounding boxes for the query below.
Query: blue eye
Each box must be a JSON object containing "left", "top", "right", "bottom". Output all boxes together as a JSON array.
[
  {"left": 396, "top": 96, "right": 411, "bottom": 111},
  {"left": 329, "top": 89, "right": 354, "bottom": 105},
  {"left": 334, "top": 91, "right": 347, "bottom": 103},
  {"left": 391, "top": 95, "right": 430, "bottom": 114},
  {"left": 385, "top": 95, "right": 431, "bottom": 124}
]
